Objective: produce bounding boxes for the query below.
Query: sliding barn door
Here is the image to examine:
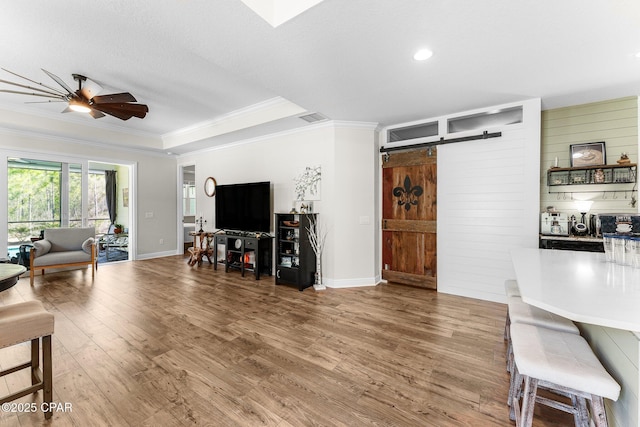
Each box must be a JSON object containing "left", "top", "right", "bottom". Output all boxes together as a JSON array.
[{"left": 382, "top": 148, "right": 437, "bottom": 289}]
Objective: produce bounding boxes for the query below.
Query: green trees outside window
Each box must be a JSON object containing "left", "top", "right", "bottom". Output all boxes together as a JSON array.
[{"left": 7, "top": 158, "right": 111, "bottom": 245}]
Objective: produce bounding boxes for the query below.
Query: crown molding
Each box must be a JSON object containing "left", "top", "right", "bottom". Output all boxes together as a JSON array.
[
  {"left": 176, "top": 119, "right": 379, "bottom": 158},
  {"left": 0, "top": 125, "right": 172, "bottom": 159}
]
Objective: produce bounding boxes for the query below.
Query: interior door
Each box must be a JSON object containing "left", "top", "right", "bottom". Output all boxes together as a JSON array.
[{"left": 382, "top": 148, "right": 437, "bottom": 289}]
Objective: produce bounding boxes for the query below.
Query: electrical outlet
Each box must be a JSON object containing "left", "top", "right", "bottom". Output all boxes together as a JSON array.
[
  {"left": 159, "top": 238, "right": 164, "bottom": 245},
  {"left": 145, "top": 212, "right": 154, "bottom": 218}
]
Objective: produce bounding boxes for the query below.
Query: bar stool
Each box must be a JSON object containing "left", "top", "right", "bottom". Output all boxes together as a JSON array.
[
  {"left": 503, "top": 279, "right": 520, "bottom": 341},
  {"left": 510, "top": 323, "right": 620, "bottom": 427},
  {"left": 0, "top": 300, "right": 55, "bottom": 419},
  {"left": 504, "top": 291, "right": 580, "bottom": 375}
]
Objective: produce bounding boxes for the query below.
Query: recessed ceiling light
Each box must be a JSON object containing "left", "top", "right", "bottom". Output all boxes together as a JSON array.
[
  {"left": 413, "top": 48, "right": 433, "bottom": 61},
  {"left": 635, "top": 51, "right": 640, "bottom": 58}
]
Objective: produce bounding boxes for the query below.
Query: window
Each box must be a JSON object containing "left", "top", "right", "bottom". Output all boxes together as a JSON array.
[
  {"left": 69, "top": 166, "right": 82, "bottom": 228},
  {"left": 87, "top": 171, "right": 110, "bottom": 234},
  {"left": 6, "top": 159, "right": 110, "bottom": 244},
  {"left": 7, "top": 158, "right": 63, "bottom": 244},
  {"left": 447, "top": 106, "right": 523, "bottom": 133},
  {"left": 183, "top": 180, "right": 196, "bottom": 216}
]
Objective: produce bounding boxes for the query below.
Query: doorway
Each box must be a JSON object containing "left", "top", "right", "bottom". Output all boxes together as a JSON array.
[
  {"left": 89, "top": 161, "right": 132, "bottom": 264},
  {"left": 381, "top": 148, "right": 437, "bottom": 289},
  {"left": 180, "top": 165, "right": 196, "bottom": 254}
]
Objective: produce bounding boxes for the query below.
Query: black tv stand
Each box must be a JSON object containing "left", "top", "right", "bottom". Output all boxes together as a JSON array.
[{"left": 213, "top": 232, "right": 273, "bottom": 280}]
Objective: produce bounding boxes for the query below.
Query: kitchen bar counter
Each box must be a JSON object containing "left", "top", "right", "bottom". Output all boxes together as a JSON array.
[
  {"left": 511, "top": 248, "right": 640, "bottom": 331},
  {"left": 511, "top": 247, "right": 639, "bottom": 427}
]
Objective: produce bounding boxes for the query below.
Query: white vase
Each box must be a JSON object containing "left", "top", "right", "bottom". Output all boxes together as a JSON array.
[{"left": 313, "top": 260, "right": 326, "bottom": 291}]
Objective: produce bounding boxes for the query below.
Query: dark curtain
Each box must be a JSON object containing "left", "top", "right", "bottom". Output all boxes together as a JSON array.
[{"left": 105, "top": 170, "right": 117, "bottom": 225}]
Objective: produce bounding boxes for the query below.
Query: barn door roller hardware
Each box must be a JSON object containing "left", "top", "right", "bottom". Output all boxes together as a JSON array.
[{"left": 380, "top": 130, "right": 502, "bottom": 154}]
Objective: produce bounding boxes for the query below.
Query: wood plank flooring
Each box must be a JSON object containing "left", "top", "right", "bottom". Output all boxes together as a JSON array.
[{"left": 0, "top": 256, "right": 573, "bottom": 426}]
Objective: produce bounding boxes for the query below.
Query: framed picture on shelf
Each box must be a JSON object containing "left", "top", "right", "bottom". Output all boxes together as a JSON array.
[{"left": 570, "top": 142, "right": 606, "bottom": 167}]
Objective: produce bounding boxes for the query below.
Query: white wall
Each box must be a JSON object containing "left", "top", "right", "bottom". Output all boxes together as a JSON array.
[
  {"left": 438, "top": 99, "right": 541, "bottom": 303},
  {"left": 0, "top": 128, "right": 177, "bottom": 259},
  {"left": 329, "top": 124, "right": 379, "bottom": 286},
  {"left": 178, "top": 121, "right": 379, "bottom": 287}
]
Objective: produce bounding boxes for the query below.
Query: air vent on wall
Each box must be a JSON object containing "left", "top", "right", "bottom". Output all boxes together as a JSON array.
[{"left": 299, "top": 112, "right": 328, "bottom": 123}]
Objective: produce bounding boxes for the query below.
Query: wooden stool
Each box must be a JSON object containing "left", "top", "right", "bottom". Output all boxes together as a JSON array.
[
  {"left": 0, "top": 301, "right": 55, "bottom": 419},
  {"left": 510, "top": 323, "right": 620, "bottom": 427}
]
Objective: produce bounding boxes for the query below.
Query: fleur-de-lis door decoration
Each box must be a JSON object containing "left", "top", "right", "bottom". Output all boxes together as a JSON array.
[{"left": 393, "top": 175, "right": 423, "bottom": 211}]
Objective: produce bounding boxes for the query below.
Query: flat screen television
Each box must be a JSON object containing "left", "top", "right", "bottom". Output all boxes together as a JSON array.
[{"left": 215, "top": 181, "right": 271, "bottom": 232}]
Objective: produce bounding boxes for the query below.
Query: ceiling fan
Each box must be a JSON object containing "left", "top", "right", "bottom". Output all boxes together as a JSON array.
[{"left": 0, "top": 68, "right": 148, "bottom": 120}]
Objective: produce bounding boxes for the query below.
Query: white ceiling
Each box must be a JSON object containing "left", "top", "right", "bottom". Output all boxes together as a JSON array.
[{"left": 1, "top": 0, "right": 640, "bottom": 155}]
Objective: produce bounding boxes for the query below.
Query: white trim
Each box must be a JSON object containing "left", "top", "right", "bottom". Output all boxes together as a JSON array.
[
  {"left": 0, "top": 101, "right": 158, "bottom": 139},
  {"left": 0, "top": 126, "right": 169, "bottom": 158},
  {"left": 136, "top": 250, "right": 178, "bottom": 260},
  {"left": 163, "top": 97, "right": 294, "bottom": 139},
  {"left": 323, "top": 276, "right": 379, "bottom": 289},
  {"left": 176, "top": 120, "right": 379, "bottom": 158}
]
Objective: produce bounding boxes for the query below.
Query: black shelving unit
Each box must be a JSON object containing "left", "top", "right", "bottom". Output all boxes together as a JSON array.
[
  {"left": 213, "top": 233, "right": 272, "bottom": 280},
  {"left": 275, "top": 213, "right": 316, "bottom": 291}
]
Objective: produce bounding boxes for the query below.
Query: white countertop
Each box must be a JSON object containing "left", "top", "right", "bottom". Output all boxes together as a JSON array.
[{"left": 510, "top": 248, "right": 640, "bottom": 332}]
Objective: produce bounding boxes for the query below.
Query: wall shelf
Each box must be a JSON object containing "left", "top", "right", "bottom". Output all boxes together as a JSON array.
[{"left": 547, "top": 164, "right": 636, "bottom": 194}]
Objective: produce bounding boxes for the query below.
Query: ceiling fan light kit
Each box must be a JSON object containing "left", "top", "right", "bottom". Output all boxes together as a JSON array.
[
  {"left": 68, "top": 98, "right": 91, "bottom": 113},
  {"left": 0, "top": 68, "right": 148, "bottom": 121}
]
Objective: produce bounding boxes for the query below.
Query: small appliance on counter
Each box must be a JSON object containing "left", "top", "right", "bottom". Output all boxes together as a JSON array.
[
  {"left": 541, "top": 211, "right": 570, "bottom": 236},
  {"left": 599, "top": 213, "right": 640, "bottom": 235}
]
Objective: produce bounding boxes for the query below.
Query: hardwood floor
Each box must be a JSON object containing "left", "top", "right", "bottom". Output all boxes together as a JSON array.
[{"left": 0, "top": 256, "right": 573, "bottom": 426}]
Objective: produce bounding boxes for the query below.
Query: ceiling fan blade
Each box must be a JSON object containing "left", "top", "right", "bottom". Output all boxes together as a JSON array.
[
  {"left": 92, "top": 92, "right": 137, "bottom": 104},
  {"left": 25, "top": 100, "right": 67, "bottom": 104},
  {"left": 1, "top": 68, "right": 69, "bottom": 96},
  {"left": 0, "top": 79, "right": 67, "bottom": 98},
  {"left": 0, "top": 89, "right": 66, "bottom": 99},
  {"left": 79, "top": 78, "right": 103, "bottom": 100},
  {"left": 89, "top": 109, "right": 106, "bottom": 119},
  {"left": 91, "top": 104, "right": 136, "bottom": 120},
  {"left": 92, "top": 102, "right": 148, "bottom": 119},
  {"left": 41, "top": 69, "right": 75, "bottom": 95}
]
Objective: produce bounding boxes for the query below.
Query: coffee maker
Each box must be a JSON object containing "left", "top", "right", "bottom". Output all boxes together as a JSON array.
[{"left": 541, "top": 212, "right": 569, "bottom": 236}]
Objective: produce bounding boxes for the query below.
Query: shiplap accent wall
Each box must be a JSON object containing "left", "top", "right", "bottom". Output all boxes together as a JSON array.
[
  {"left": 541, "top": 97, "right": 639, "bottom": 216},
  {"left": 436, "top": 99, "right": 541, "bottom": 303},
  {"left": 541, "top": 97, "right": 640, "bottom": 427},
  {"left": 580, "top": 327, "right": 639, "bottom": 427}
]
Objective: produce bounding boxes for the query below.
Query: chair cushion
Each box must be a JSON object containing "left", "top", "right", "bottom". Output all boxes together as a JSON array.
[
  {"left": 44, "top": 227, "right": 95, "bottom": 252},
  {"left": 32, "top": 250, "right": 91, "bottom": 267},
  {"left": 511, "top": 323, "right": 620, "bottom": 401},
  {"left": 32, "top": 239, "right": 52, "bottom": 258},
  {"left": 507, "top": 296, "right": 579, "bottom": 334},
  {"left": 82, "top": 237, "right": 95, "bottom": 254},
  {"left": 0, "top": 300, "right": 54, "bottom": 348}
]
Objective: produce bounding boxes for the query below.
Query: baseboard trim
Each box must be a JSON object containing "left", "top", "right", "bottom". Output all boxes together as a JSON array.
[
  {"left": 136, "top": 250, "right": 177, "bottom": 260},
  {"left": 324, "top": 276, "right": 380, "bottom": 289}
]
